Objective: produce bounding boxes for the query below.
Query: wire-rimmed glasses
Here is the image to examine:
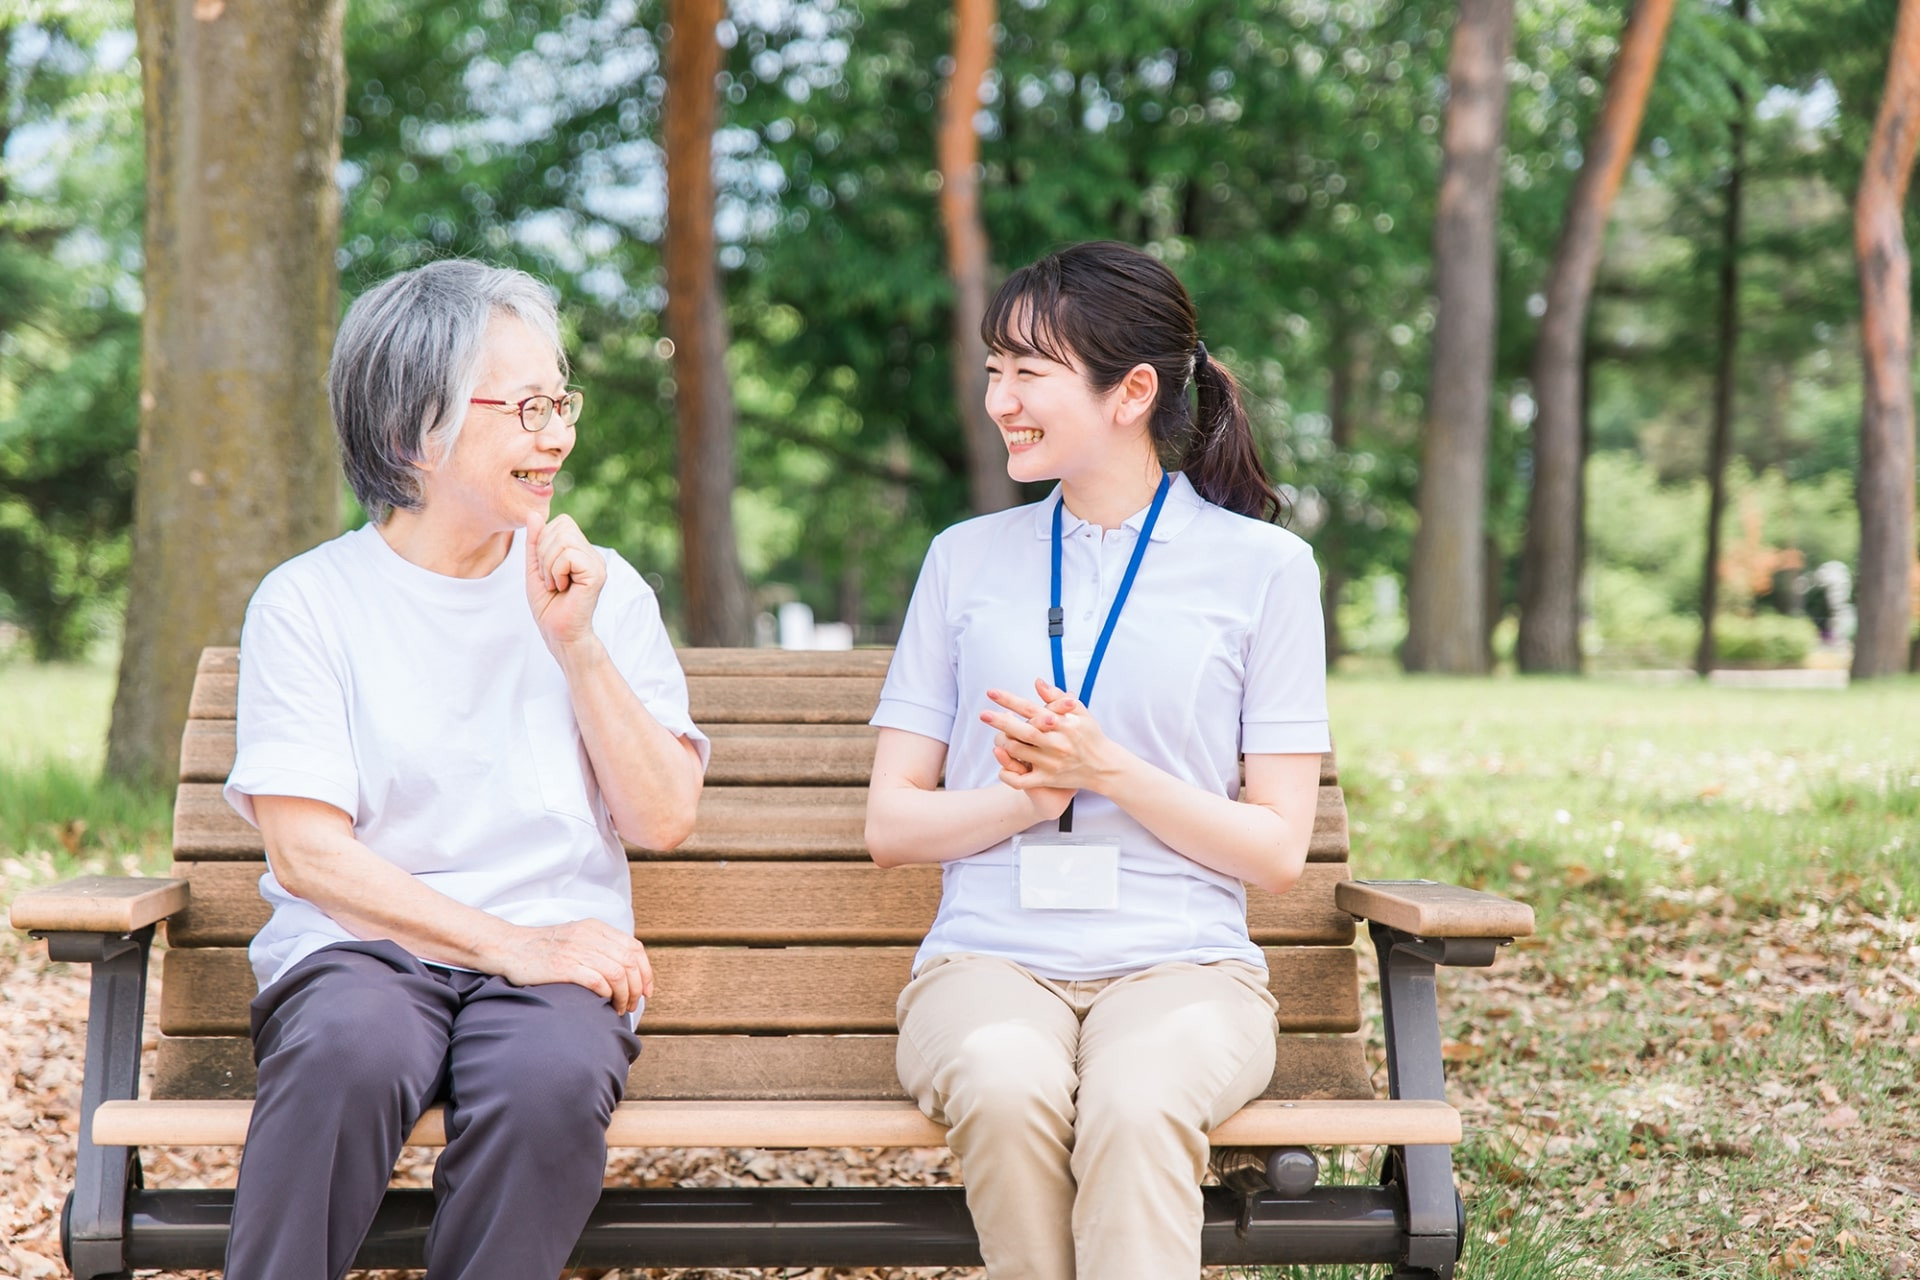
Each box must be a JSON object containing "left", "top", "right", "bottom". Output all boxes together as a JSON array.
[{"left": 468, "top": 390, "right": 585, "bottom": 432}]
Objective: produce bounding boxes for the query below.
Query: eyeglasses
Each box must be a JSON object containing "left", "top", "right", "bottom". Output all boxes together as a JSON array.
[{"left": 468, "top": 390, "right": 585, "bottom": 433}]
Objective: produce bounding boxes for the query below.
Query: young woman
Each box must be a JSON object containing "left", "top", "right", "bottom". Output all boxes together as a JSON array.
[{"left": 865, "top": 241, "right": 1329, "bottom": 1280}]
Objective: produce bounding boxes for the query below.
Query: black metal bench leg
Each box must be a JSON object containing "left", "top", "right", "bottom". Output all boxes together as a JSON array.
[
  {"left": 41, "top": 928, "right": 154, "bottom": 1280},
  {"left": 1371, "top": 921, "right": 1497, "bottom": 1280}
]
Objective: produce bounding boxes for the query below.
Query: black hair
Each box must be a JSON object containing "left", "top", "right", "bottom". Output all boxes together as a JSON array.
[{"left": 980, "top": 241, "right": 1283, "bottom": 523}]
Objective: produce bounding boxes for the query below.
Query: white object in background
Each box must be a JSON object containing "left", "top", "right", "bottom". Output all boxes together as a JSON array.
[
  {"left": 778, "top": 601, "right": 815, "bottom": 650},
  {"left": 810, "top": 622, "right": 854, "bottom": 650}
]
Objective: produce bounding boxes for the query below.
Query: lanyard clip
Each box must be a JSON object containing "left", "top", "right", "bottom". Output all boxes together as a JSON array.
[{"left": 1047, "top": 606, "right": 1064, "bottom": 638}]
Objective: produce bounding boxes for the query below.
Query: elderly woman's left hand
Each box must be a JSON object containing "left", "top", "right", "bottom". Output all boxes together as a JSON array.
[
  {"left": 525, "top": 513, "right": 605, "bottom": 657},
  {"left": 980, "top": 678, "right": 1129, "bottom": 796}
]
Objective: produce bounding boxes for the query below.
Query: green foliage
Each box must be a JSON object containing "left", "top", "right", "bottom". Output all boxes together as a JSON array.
[
  {"left": 0, "top": 0, "right": 1886, "bottom": 655},
  {"left": 0, "top": 4, "right": 143, "bottom": 659},
  {"left": 1584, "top": 451, "right": 1854, "bottom": 666}
]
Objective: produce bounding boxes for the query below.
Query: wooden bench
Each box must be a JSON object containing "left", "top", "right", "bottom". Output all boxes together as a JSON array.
[{"left": 12, "top": 646, "right": 1533, "bottom": 1278}]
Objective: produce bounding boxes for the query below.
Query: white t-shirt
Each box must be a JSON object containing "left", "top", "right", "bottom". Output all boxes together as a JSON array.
[
  {"left": 225, "top": 524, "right": 710, "bottom": 992},
  {"left": 871, "top": 472, "right": 1330, "bottom": 981}
]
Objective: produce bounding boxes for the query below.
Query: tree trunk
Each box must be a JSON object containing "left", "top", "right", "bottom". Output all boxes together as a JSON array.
[
  {"left": 1516, "top": 0, "right": 1675, "bottom": 674},
  {"left": 1853, "top": 0, "right": 1920, "bottom": 680},
  {"left": 1321, "top": 308, "right": 1365, "bottom": 666},
  {"left": 107, "top": 0, "right": 345, "bottom": 783},
  {"left": 1402, "top": 0, "right": 1514, "bottom": 675},
  {"left": 665, "top": 0, "right": 753, "bottom": 645},
  {"left": 938, "top": 0, "right": 1012, "bottom": 515},
  {"left": 1697, "top": 12, "right": 1748, "bottom": 678}
]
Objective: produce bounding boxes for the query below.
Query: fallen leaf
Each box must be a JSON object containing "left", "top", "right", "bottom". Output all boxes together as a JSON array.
[
  {"left": 1770, "top": 1236, "right": 1815, "bottom": 1274},
  {"left": 1817, "top": 1106, "right": 1859, "bottom": 1131}
]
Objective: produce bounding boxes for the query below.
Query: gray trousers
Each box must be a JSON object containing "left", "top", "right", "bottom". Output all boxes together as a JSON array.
[{"left": 225, "top": 940, "right": 641, "bottom": 1280}]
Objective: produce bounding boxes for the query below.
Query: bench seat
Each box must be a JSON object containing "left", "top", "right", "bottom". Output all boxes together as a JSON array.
[
  {"left": 14, "top": 646, "right": 1533, "bottom": 1278},
  {"left": 92, "top": 1097, "right": 1463, "bottom": 1150}
]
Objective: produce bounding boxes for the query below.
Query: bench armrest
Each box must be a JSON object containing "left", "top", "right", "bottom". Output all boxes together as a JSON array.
[
  {"left": 10, "top": 875, "right": 189, "bottom": 936},
  {"left": 1336, "top": 878, "right": 1533, "bottom": 941}
]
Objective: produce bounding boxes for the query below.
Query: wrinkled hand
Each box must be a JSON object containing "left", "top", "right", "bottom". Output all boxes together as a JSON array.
[
  {"left": 493, "top": 917, "right": 653, "bottom": 1015},
  {"left": 525, "top": 514, "right": 605, "bottom": 657},
  {"left": 979, "top": 678, "right": 1120, "bottom": 817}
]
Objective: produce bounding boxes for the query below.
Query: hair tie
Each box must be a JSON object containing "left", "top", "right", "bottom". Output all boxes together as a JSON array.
[{"left": 1194, "top": 341, "right": 1210, "bottom": 379}]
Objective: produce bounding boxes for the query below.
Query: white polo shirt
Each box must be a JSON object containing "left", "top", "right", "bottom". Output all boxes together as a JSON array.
[
  {"left": 871, "top": 472, "right": 1330, "bottom": 981},
  {"left": 225, "top": 524, "right": 710, "bottom": 992}
]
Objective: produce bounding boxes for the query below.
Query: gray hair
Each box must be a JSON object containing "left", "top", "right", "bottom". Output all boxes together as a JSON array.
[{"left": 329, "top": 259, "right": 569, "bottom": 522}]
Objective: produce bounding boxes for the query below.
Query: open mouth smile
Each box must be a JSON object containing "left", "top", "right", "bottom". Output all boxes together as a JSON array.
[{"left": 512, "top": 470, "right": 557, "bottom": 491}]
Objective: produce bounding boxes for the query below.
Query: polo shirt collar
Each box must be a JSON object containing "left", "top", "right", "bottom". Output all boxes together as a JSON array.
[{"left": 1033, "top": 470, "right": 1206, "bottom": 542}]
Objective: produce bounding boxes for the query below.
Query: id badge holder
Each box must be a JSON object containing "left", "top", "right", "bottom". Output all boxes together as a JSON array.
[{"left": 1013, "top": 833, "right": 1120, "bottom": 911}]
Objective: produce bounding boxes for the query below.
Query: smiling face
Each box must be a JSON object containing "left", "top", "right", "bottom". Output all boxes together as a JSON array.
[
  {"left": 983, "top": 334, "right": 1160, "bottom": 492},
  {"left": 418, "top": 311, "right": 573, "bottom": 534}
]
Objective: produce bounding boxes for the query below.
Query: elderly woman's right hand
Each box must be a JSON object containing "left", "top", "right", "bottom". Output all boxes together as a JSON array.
[{"left": 492, "top": 919, "right": 654, "bottom": 1015}]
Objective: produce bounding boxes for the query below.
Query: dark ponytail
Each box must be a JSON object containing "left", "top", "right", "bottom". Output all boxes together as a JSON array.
[{"left": 980, "top": 241, "right": 1284, "bottom": 523}]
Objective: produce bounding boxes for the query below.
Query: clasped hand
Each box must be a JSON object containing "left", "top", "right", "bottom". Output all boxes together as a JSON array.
[{"left": 980, "top": 678, "right": 1127, "bottom": 817}]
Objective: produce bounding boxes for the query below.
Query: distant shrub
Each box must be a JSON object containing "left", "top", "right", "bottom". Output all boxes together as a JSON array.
[{"left": 1711, "top": 613, "right": 1817, "bottom": 667}]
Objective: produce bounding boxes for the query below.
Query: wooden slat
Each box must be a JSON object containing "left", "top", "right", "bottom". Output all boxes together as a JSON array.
[
  {"left": 690, "top": 676, "right": 882, "bottom": 724},
  {"left": 677, "top": 649, "right": 896, "bottom": 678},
  {"left": 186, "top": 670, "right": 884, "bottom": 729},
  {"left": 181, "top": 723, "right": 882, "bottom": 787},
  {"left": 195, "top": 647, "right": 899, "bottom": 681},
  {"left": 97, "top": 1096, "right": 1455, "bottom": 1151},
  {"left": 172, "top": 781, "right": 1348, "bottom": 863},
  {"left": 157, "top": 1032, "right": 1375, "bottom": 1103},
  {"left": 8, "top": 876, "right": 189, "bottom": 935},
  {"left": 160, "top": 945, "right": 1361, "bottom": 1038},
  {"left": 1336, "top": 879, "right": 1536, "bottom": 939},
  {"left": 677, "top": 787, "right": 869, "bottom": 858},
  {"left": 168, "top": 860, "right": 1355, "bottom": 949}
]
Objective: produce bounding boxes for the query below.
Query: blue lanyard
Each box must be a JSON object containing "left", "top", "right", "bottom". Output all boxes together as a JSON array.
[{"left": 1047, "top": 471, "right": 1172, "bottom": 830}]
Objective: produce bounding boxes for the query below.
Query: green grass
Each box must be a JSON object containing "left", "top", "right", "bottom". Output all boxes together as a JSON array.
[
  {"left": 0, "top": 660, "right": 172, "bottom": 888},
  {"left": 1327, "top": 674, "right": 1920, "bottom": 916}
]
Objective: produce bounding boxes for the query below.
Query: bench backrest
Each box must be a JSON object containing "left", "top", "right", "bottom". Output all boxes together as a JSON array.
[{"left": 158, "top": 647, "right": 1371, "bottom": 1103}]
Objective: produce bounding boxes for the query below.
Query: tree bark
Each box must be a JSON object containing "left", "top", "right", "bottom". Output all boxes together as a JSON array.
[
  {"left": 1321, "top": 308, "right": 1365, "bottom": 666},
  {"left": 1697, "top": 10, "right": 1748, "bottom": 678},
  {"left": 1402, "top": 0, "right": 1514, "bottom": 675},
  {"left": 1853, "top": 0, "right": 1920, "bottom": 680},
  {"left": 1516, "top": 0, "right": 1676, "bottom": 674},
  {"left": 107, "top": 0, "right": 345, "bottom": 783},
  {"left": 938, "top": 0, "right": 1013, "bottom": 515},
  {"left": 665, "top": 0, "right": 753, "bottom": 645}
]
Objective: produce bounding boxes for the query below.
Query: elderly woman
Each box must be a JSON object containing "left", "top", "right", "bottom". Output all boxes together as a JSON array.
[{"left": 220, "top": 260, "right": 708, "bottom": 1280}]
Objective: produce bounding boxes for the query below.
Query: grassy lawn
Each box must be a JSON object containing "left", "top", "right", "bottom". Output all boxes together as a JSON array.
[
  {"left": 0, "top": 660, "right": 172, "bottom": 887},
  {"left": 2, "top": 662, "right": 1914, "bottom": 1278}
]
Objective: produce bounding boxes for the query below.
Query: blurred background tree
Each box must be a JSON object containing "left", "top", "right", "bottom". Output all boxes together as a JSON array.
[{"left": 3, "top": 0, "right": 1915, "bottom": 766}]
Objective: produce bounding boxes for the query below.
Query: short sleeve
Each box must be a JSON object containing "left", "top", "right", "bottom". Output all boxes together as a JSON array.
[
  {"left": 870, "top": 535, "right": 959, "bottom": 744},
  {"left": 1241, "top": 543, "right": 1332, "bottom": 755},
  {"left": 224, "top": 594, "right": 360, "bottom": 827},
  {"left": 599, "top": 551, "right": 711, "bottom": 772}
]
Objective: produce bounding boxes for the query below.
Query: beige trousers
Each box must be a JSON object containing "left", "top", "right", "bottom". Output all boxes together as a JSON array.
[{"left": 896, "top": 952, "right": 1279, "bottom": 1280}]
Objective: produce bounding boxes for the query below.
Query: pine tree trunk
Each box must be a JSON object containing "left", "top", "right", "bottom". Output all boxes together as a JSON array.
[
  {"left": 107, "top": 0, "right": 345, "bottom": 783},
  {"left": 1697, "top": 17, "right": 1748, "bottom": 678},
  {"left": 939, "top": 0, "right": 1012, "bottom": 515},
  {"left": 1853, "top": 0, "right": 1920, "bottom": 680},
  {"left": 1516, "top": 0, "right": 1675, "bottom": 674},
  {"left": 1402, "top": 0, "right": 1513, "bottom": 675},
  {"left": 665, "top": 0, "right": 753, "bottom": 646}
]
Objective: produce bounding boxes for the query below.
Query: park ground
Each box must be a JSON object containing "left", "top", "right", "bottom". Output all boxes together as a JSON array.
[{"left": 1, "top": 664, "right": 1916, "bottom": 1280}]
